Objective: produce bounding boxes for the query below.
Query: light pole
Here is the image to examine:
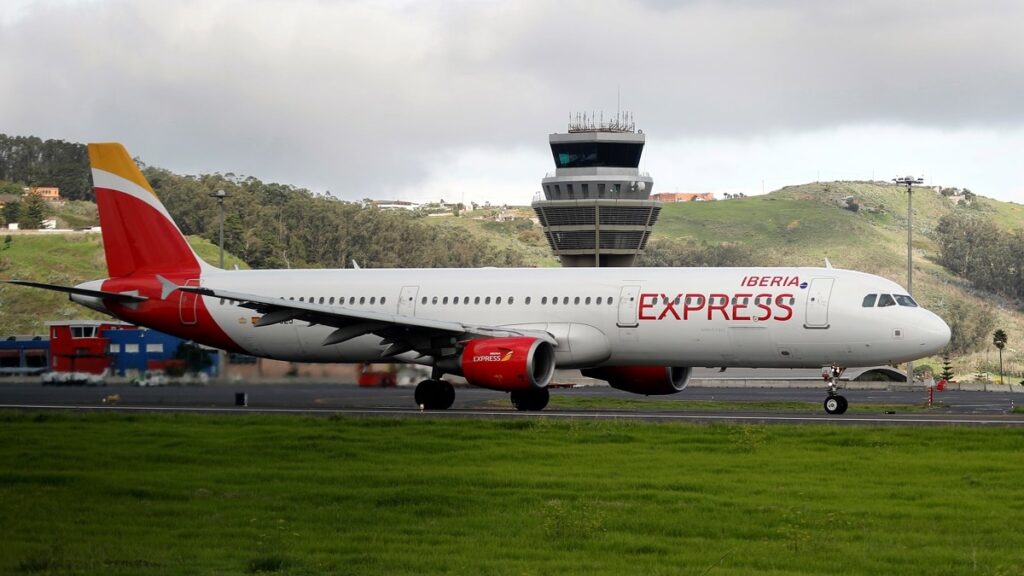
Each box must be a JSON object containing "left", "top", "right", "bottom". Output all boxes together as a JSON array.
[
  {"left": 209, "top": 189, "right": 230, "bottom": 268},
  {"left": 893, "top": 176, "right": 924, "bottom": 383}
]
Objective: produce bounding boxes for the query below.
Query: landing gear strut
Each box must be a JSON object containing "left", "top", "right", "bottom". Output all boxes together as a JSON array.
[
  {"left": 823, "top": 364, "right": 848, "bottom": 415},
  {"left": 415, "top": 379, "right": 455, "bottom": 410},
  {"left": 510, "top": 388, "right": 549, "bottom": 411}
]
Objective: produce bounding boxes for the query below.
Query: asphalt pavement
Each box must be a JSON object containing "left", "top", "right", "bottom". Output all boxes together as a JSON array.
[{"left": 1, "top": 380, "right": 1021, "bottom": 426}]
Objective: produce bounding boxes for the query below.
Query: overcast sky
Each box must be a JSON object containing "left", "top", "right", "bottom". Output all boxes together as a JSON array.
[{"left": 2, "top": 0, "right": 1023, "bottom": 205}]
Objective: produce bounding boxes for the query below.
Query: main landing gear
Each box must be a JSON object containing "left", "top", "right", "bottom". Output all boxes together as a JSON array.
[
  {"left": 510, "top": 388, "right": 550, "bottom": 411},
  {"left": 415, "top": 379, "right": 455, "bottom": 410},
  {"left": 823, "top": 364, "right": 848, "bottom": 415}
]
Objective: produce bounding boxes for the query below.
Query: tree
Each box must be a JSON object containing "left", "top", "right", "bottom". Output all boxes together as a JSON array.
[
  {"left": 2, "top": 199, "right": 20, "bottom": 226},
  {"left": 20, "top": 192, "right": 46, "bottom": 229},
  {"left": 939, "top": 353, "right": 954, "bottom": 382},
  {"left": 993, "top": 329, "right": 1008, "bottom": 385}
]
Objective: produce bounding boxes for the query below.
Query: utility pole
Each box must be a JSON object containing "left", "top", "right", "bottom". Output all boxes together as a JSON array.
[
  {"left": 209, "top": 189, "right": 230, "bottom": 268},
  {"left": 893, "top": 176, "right": 924, "bottom": 383}
]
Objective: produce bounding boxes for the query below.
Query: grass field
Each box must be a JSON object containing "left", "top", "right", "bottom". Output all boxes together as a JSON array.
[{"left": 2, "top": 412, "right": 1023, "bottom": 575}]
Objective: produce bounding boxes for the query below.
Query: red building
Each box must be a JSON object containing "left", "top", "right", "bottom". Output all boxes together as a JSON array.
[{"left": 47, "top": 321, "right": 131, "bottom": 374}]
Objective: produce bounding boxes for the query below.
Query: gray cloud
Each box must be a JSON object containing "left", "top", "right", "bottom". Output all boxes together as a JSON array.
[{"left": 1, "top": 0, "right": 1021, "bottom": 199}]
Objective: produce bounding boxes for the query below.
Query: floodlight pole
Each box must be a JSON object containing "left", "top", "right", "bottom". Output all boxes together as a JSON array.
[
  {"left": 209, "top": 189, "right": 230, "bottom": 268},
  {"left": 893, "top": 176, "right": 924, "bottom": 383}
]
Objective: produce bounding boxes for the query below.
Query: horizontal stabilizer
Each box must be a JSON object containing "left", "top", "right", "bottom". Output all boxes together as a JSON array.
[{"left": 4, "top": 280, "right": 147, "bottom": 303}]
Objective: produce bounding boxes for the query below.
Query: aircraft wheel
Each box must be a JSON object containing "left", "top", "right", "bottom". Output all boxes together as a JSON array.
[
  {"left": 511, "top": 387, "right": 550, "bottom": 411},
  {"left": 824, "top": 395, "right": 848, "bottom": 415},
  {"left": 415, "top": 379, "right": 454, "bottom": 410},
  {"left": 438, "top": 380, "right": 456, "bottom": 410}
]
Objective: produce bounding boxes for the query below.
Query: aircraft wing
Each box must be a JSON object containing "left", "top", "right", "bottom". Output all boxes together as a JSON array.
[
  {"left": 178, "top": 286, "right": 556, "bottom": 357},
  {"left": 4, "top": 280, "right": 147, "bottom": 303}
]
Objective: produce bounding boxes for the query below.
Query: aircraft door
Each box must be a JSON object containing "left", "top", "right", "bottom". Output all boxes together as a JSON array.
[
  {"left": 179, "top": 278, "right": 200, "bottom": 325},
  {"left": 399, "top": 286, "right": 419, "bottom": 316},
  {"left": 804, "top": 278, "right": 835, "bottom": 329},
  {"left": 617, "top": 285, "right": 640, "bottom": 328}
]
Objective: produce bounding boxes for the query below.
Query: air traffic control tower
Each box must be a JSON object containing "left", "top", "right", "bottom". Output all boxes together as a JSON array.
[{"left": 532, "top": 113, "right": 660, "bottom": 267}]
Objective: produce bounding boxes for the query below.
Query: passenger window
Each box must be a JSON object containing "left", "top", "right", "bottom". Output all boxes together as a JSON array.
[
  {"left": 525, "top": 297, "right": 531, "bottom": 305},
  {"left": 349, "top": 297, "right": 355, "bottom": 305},
  {"left": 432, "top": 296, "right": 438, "bottom": 304},
  {"left": 485, "top": 297, "right": 491, "bottom": 305},
  {"left": 585, "top": 297, "right": 591, "bottom": 305},
  {"left": 454, "top": 297, "right": 460, "bottom": 305},
  {"left": 496, "top": 297, "right": 502, "bottom": 304},
  {"left": 509, "top": 297, "right": 514, "bottom": 305},
  {"left": 574, "top": 297, "right": 580, "bottom": 305},
  {"left": 862, "top": 294, "right": 877, "bottom": 307},
  {"left": 563, "top": 297, "right": 569, "bottom": 305},
  {"left": 541, "top": 297, "right": 548, "bottom": 305},
  {"left": 381, "top": 297, "right": 386, "bottom": 305},
  {"left": 475, "top": 297, "right": 480, "bottom": 304},
  {"left": 894, "top": 295, "right": 918, "bottom": 307},
  {"left": 878, "top": 294, "right": 896, "bottom": 307},
  {"left": 299, "top": 297, "right": 305, "bottom": 302},
  {"left": 596, "top": 297, "right": 602, "bottom": 305},
  {"left": 329, "top": 297, "right": 335, "bottom": 305},
  {"left": 443, "top": 297, "right": 449, "bottom": 305},
  {"left": 359, "top": 297, "right": 365, "bottom": 305},
  {"left": 370, "top": 297, "right": 376, "bottom": 304},
  {"left": 421, "top": 297, "right": 427, "bottom": 305},
  {"left": 318, "top": 297, "right": 324, "bottom": 304}
]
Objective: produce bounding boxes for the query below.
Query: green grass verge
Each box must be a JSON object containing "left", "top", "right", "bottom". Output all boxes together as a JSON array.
[
  {"left": 536, "top": 395, "right": 937, "bottom": 414},
  {"left": 2, "top": 412, "right": 1023, "bottom": 575}
]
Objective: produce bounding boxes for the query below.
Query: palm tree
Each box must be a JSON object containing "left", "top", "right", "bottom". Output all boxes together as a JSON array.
[{"left": 993, "top": 329, "right": 1008, "bottom": 385}]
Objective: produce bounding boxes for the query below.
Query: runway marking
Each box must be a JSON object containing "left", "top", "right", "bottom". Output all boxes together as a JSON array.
[{"left": 2, "top": 404, "right": 1024, "bottom": 426}]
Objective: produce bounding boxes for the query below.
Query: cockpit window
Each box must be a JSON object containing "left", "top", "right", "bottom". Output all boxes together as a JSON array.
[
  {"left": 862, "top": 294, "right": 877, "bottom": 307},
  {"left": 894, "top": 295, "right": 918, "bottom": 307},
  {"left": 877, "top": 294, "right": 896, "bottom": 307}
]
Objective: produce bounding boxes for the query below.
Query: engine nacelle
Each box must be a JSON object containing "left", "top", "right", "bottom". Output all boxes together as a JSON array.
[
  {"left": 581, "top": 366, "right": 692, "bottom": 395},
  {"left": 460, "top": 337, "right": 556, "bottom": 391}
]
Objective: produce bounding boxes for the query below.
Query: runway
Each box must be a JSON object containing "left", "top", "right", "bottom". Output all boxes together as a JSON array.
[{"left": 1, "top": 381, "right": 1022, "bottom": 426}]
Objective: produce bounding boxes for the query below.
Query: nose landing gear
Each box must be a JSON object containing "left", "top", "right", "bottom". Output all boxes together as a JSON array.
[{"left": 823, "top": 365, "right": 848, "bottom": 415}]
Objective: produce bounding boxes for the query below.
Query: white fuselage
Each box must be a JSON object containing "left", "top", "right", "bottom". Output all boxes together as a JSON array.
[{"left": 196, "top": 266, "right": 950, "bottom": 369}]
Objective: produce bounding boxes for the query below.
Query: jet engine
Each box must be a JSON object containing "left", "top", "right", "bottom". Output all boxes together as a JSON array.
[
  {"left": 460, "top": 337, "right": 556, "bottom": 391},
  {"left": 581, "top": 366, "right": 692, "bottom": 395}
]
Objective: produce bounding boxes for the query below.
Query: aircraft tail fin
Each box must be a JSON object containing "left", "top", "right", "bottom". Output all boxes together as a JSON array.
[{"left": 88, "top": 143, "right": 211, "bottom": 278}]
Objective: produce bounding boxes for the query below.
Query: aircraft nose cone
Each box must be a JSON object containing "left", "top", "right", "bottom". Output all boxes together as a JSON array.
[{"left": 922, "top": 312, "right": 951, "bottom": 354}]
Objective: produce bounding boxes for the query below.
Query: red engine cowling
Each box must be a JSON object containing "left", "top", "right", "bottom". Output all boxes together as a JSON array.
[
  {"left": 461, "top": 337, "right": 556, "bottom": 391},
  {"left": 581, "top": 366, "right": 692, "bottom": 395}
]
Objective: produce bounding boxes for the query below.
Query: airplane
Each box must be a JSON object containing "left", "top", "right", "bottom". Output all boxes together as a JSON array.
[{"left": 6, "top": 143, "right": 951, "bottom": 414}]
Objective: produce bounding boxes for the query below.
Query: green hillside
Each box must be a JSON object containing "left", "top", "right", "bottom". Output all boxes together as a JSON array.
[{"left": 420, "top": 207, "right": 558, "bottom": 267}]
